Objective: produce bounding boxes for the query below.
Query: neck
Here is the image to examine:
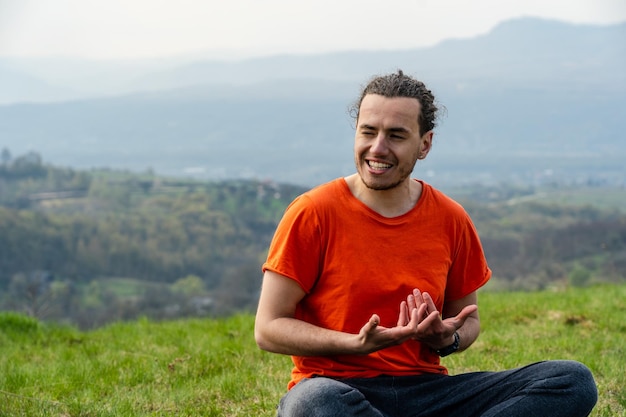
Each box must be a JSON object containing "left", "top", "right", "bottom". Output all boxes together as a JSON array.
[{"left": 345, "top": 174, "right": 422, "bottom": 218}]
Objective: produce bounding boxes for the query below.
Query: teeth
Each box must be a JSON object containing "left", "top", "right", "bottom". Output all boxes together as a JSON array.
[{"left": 369, "top": 161, "right": 392, "bottom": 169}]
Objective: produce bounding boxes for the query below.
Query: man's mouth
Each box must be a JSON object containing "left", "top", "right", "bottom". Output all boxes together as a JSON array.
[{"left": 367, "top": 161, "right": 392, "bottom": 170}]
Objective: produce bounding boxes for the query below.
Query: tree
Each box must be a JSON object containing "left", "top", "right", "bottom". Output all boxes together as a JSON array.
[
  {"left": 569, "top": 265, "right": 592, "bottom": 287},
  {"left": 171, "top": 275, "right": 206, "bottom": 296},
  {"left": 1, "top": 147, "right": 11, "bottom": 165},
  {"left": 6, "top": 271, "right": 54, "bottom": 319}
]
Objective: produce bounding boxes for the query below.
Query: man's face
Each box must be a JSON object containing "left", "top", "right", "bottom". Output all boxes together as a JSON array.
[{"left": 354, "top": 94, "right": 432, "bottom": 191}]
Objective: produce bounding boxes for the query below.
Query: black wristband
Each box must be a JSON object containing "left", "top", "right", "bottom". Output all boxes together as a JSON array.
[{"left": 435, "top": 331, "right": 460, "bottom": 357}]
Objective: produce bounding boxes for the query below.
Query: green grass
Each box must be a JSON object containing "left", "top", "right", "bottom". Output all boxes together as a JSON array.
[{"left": 1, "top": 284, "right": 625, "bottom": 416}]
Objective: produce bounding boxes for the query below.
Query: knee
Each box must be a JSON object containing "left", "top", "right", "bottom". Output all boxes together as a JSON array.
[
  {"left": 278, "top": 377, "right": 368, "bottom": 417},
  {"left": 567, "top": 361, "right": 597, "bottom": 403},
  {"left": 550, "top": 360, "right": 598, "bottom": 412},
  {"left": 556, "top": 361, "right": 596, "bottom": 389}
]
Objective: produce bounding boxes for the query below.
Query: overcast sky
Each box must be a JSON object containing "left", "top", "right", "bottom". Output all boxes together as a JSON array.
[{"left": 1, "top": 0, "right": 625, "bottom": 60}]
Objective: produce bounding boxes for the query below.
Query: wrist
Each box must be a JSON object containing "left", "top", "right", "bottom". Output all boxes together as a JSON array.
[{"left": 434, "top": 331, "right": 460, "bottom": 357}]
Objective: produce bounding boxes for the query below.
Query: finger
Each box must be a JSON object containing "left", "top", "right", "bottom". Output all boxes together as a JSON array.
[
  {"left": 413, "top": 288, "right": 425, "bottom": 306},
  {"left": 422, "top": 292, "right": 439, "bottom": 315},
  {"left": 369, "top": 314, "right": 380, "bottom": 330},
  {"left": 417, "top": 303, "right": 430, "bottom": 322},
  {"left": 408, "top": 305, "right": 421, "bottom": 330},
  {"left": 413, "top": 310, "right": 442, "bottom": 342},
  {"left": 397, "top": 301, "right": 408, "bottom": 326},
  {"left": 451, "top": 305, "right": 478, "bottom": 325},
  {"left": 358, "top": 314, "right": 381, "bottom": 341},
  {"left": 407, "top": 293, "right": 416, "bottom": 310},
  {"left": 419, "top": 310, "right": 442, "bottom": 329}
]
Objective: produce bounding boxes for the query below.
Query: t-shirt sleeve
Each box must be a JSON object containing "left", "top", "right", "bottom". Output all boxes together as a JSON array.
[
  {"left": 262, "top": 194, "right": 323, "bottom": 293},
  {"left": 444, "top": 211, "right": 491, "bottom": 301}
]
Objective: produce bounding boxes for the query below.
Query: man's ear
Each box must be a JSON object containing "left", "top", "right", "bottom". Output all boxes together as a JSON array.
[{"left": 417, "top": 131, "right": 434, "bottom": 160}]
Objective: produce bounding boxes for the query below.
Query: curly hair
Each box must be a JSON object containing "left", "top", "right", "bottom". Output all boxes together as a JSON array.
[{"left": 350, "top": 70, "right": 439, "bottom": 137}]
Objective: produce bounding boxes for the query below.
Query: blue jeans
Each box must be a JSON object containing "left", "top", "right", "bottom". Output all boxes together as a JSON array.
[{"left": 277, "top": 360, "right": 597, "bottom": 417}]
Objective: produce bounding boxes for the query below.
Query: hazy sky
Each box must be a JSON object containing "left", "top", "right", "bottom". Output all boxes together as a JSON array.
[{"left": 1, "top": 0, "right": 625, "bottom": 60}]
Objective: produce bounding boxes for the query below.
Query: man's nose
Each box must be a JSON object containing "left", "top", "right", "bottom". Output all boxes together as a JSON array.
[{"left": 370, "top": 134, "right": 389, "bottom": 154}]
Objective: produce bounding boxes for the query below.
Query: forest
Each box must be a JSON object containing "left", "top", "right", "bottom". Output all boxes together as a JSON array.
[{"left": 1, "top": 150, "right": 625, "bottom": 329}]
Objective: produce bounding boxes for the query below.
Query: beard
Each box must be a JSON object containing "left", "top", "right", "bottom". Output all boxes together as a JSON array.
[
  {"left": 359, "top": 174, "right": 406, "bottom": 191},
  {"left": 355, "top": 153, "right": 419, "bottom": 191}
]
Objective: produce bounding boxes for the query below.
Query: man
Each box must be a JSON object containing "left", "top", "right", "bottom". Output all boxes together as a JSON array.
[{"left": 255, "top": 71, "right": 597, "bottom": 417}]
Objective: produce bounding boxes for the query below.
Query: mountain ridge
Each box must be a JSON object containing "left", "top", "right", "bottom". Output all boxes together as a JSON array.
[
  {"left": 0, "top": 17, "right": 624, "bottom": 187},
  {"left": 1, "top": 17, "right": 624, "bottom": 103}
]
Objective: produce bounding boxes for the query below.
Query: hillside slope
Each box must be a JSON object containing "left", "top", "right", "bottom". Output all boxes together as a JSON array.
[{"left": 0, "top": 284, "right": 624, "bottom": 416}]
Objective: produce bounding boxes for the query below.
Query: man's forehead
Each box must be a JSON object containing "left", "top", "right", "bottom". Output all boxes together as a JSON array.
[
  {"left": 359, "top": 94, "right": 422, "bottom": 118},
  {"left": 361, "top": 94, "right": 421, "bottom": 108}
]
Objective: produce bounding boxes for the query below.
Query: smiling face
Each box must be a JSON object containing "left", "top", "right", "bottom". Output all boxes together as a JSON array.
[{"left": 354, "top": 94, "right": 433, "bottom": 191}]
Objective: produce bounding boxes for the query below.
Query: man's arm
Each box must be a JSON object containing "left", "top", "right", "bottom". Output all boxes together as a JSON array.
[
  {"left": 441, "top": 291, "right": 480, "bottom": 352},
  {"left": 254, "top": 271, "right": 358, "bottom": 356},
  {"left": 254, "top": 271, "right": 427, "bottom": 356}
]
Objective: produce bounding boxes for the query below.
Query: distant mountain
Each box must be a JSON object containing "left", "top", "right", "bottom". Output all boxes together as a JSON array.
[
  {"left": 0, "top": 62, "right": 76, "bottom": 103},
  {"left": 128, "top": 18, "right": 626, "bottom": 93},
  {"left": 3, "top": 17, "right": 623, "bottom": 102},
  {"left": 0, "top": 56, "right": 192, "bottom": 104},
  {"left": 0, "top": 18, "right": 624, "bottom": 187}
]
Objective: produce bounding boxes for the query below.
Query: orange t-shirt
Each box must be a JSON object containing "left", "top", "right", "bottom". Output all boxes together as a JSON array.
[{"left": 263, "top": 178, "right": 491, "bottom": 389}]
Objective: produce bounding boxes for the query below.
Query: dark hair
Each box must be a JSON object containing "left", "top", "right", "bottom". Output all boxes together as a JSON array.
[{"left": 350, "top": 70, "right": 439, "bottom": 136}]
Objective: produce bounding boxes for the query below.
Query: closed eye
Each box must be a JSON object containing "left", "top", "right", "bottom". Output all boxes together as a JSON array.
[
  {"left": 388, "top": 128, "right": 409, "bottom": 139},
  {"left": 359, "top": 128, "right": 377, "bottom": 136}
]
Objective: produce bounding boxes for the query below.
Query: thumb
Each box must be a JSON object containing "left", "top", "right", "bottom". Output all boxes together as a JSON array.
[
  {"left": 369, "top": 314, "right": 380, "bottom": 328},
  {"left": 451, "top": 305, "right": 478, "bottom": 328},
  {"left": 359, "top": 314, "right": 380, "bottom": 337}
]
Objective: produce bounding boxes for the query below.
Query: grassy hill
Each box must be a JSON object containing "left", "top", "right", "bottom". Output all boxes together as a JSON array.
[
  {"left": 1, "top": 284, "right": 624, "bottom": 416},
  {"left": 2, "top": 154, "right": 626, "bottom": 330}
]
